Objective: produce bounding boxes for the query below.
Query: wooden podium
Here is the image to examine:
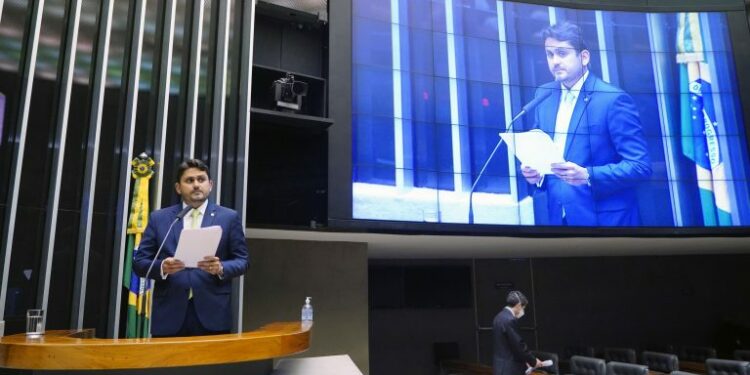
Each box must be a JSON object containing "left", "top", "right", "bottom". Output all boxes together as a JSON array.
[{"left": 0, "top": 321, "right": 311, "bottom": 374}]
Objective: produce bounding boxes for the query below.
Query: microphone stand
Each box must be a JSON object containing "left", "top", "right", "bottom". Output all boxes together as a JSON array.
[
  {"left": 467, "top": 109, "right": 529, "bottom": 224},
  {"left": 144, "top": 216, "right": 183, "bottom": 280},
  {"left": 143, "top": 205, "right": 191, "bottom": 337},
  {"left": 466, "top": 88, "right": 557, "bottom": 224}
]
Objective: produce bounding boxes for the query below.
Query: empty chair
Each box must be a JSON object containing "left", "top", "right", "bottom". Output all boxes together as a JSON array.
[
  {"left": 680, "top": 346, "right": 717, "bottom": 363},
  {"left": 736, "top": 351, "right": 750, "bottom": 362},
  {"left": 567, "top": 346, "right": 598, "bottom": 359},
  {"left": 605, "top": 348, "right": 637, "bottom": 364},
  {"left": 642, "top": 351, "right": 679, "bottom": 373},
  {"left": 705, "top": 359, "right": 750, "bottom": 375},
  {"left": 532, "top": 350, "right": 560, "bottom": 374},
  {"left": 648, "top": 345, "right": 677, "bottom": 355},
  {"left": 571, "top": 356, "right": 607, "bottom": 375},
  {"left": 606, "top": 361, "right": 648, "bottom": 375}
]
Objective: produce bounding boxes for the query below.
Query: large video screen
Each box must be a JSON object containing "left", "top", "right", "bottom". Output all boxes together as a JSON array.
[{"left": 351, "top": 0, "right": 750, "bottom": 227}]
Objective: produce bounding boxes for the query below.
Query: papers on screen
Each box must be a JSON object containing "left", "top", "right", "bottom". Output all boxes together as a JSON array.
[
  {"left": 500, "top": 129, "right": 564, "bottom": 175},
  {"left": 174, "top": 226, "right": 222, "bottom": 267},
  {"left": 525, "top": 360, "right": 555, "bottom": 374}
]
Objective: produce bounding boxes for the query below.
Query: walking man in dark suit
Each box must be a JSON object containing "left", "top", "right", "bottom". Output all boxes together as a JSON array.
[
  {"left": 493, "top": 291, "right": 542, "bottom": 375},
  {"left": 134, "top": 159, "right": 249, "bottom": 337},
  {"left": 521, "top": 22, "right": 652, "bottom": 226}
]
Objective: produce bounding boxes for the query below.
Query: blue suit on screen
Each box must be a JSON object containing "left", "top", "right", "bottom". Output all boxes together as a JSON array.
[
  {"left": 530, "top": 74, "right": 652, "bottom": 226},
  {"left": 133, "top": 202, "right": 249, "bottom": 336}
]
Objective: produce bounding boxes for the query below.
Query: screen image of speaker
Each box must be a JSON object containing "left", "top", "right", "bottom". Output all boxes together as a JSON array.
[{"left": 351, "top": 0, "right": 750, "bottom": 228}]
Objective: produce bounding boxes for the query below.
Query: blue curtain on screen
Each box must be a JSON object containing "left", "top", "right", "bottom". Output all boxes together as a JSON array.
[{"left": 353, "top": 0, "right": 512, "bottom": 194}]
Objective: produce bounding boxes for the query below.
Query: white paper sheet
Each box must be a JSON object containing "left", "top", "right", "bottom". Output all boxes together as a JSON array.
[
  {"left": 173, "top": 226, "right": 223, "bottom": 267},
  {"left": 500, "top": 129, "right": 565, "bottom": 175},
  {"left": 525, "top": 360, "right": 554, "bottom": 374}
]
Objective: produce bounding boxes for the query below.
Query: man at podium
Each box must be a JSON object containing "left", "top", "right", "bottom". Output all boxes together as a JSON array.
[{"left": 134, "top": 159, "right": 249, "bottom": 337}]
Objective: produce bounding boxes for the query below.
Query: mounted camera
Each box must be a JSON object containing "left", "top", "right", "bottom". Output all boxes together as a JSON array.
[{"left": 272, "top": 73, "right": 309, "bottom": 112}]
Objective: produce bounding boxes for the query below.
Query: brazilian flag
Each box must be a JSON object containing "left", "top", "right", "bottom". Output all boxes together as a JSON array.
[
  {"left": 677, "top": 13, "right": 732, "bottom": 226},
  {"left": 124, "top": 154, "right": 155, "bottom": 338}
]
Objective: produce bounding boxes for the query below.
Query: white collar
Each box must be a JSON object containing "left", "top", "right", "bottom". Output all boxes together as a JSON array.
[
  {"left": 504, "top": 306, "right": 517, "bottom": 318},
  {"left": 560, "top": 69, "right": 589, "bottom": 96}
]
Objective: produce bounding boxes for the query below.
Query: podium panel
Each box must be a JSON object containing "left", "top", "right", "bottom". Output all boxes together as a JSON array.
[{"left": 0, "top": 321, "right": 311, "bottom": 374}]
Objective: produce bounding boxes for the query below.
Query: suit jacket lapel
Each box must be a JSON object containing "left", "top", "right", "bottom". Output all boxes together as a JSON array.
[
  {"left": 170, "top": 205, "right": 184, "bottom": 256},
  {"left": 203, "top": 202, "right": 217, "bottom": 227},
  {"left": 540, "top": 89, "right": 561, "bottom": 135},
  {"left": 564, "top": 74, "right": 596, "bottom": 157}
]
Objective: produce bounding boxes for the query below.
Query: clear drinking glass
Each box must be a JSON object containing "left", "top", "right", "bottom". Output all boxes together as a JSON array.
[{"left": 26, "top": 309, "right": 44, "bottom": 338}]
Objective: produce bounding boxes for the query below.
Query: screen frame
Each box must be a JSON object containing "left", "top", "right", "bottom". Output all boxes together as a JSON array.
[{"left": 328, "top": 0, "right": 750, "bottom": 237}]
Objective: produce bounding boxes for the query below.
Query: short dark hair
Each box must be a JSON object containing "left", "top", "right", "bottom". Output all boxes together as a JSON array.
[
  {"left": 506, "top": 290, "right": 529, "bottom": 307},
  {"left": 541, "top": 22, "right": 588, "bottom": 52},
  {"left": 176, "top": 159, "right": 211, "bottom": 182}
]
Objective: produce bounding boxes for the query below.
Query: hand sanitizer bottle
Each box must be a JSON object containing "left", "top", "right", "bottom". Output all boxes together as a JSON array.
[{"left": 301, "top": 297, "right": 313, "bottom": 322}]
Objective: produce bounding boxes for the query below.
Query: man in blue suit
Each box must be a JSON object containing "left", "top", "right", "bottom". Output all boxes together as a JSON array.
[
  {"left": 134, "top": 159, "right": 248, "bottom": 337},
  {"left": 521, "top": 22, "right": 652, "bottom": 226}
]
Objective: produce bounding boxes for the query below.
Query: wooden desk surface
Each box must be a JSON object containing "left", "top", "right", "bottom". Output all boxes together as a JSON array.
[
  {"left": 680, "top": 361, "right": 706, "bottom": 374},
  {"left": 0, "top": 321, "right": 311, "bottom": 370}
]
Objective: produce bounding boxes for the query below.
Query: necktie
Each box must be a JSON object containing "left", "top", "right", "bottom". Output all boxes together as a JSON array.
[
  {"left": 564, "top": 90, "right": 575, "bottom": 104},
  {"left": 188, "top": 208, "right": 200, "bottom": 300},
  {"left": 191, "top": 208, "right": 200, "bottom": 229}
]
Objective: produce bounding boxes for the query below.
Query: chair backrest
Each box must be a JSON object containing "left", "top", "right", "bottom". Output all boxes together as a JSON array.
[
  {"left": 606, "top": 361, "right": 648, "bottom": 375},
  {"left": 571, "top": 356, "right": 607, "bottom": 375},
  {"left": 566, "top": 346, "right": 597, "bottom": 359},
  {"left": 532, "top": 351, "right": 560, "bottom": 374},
  {"left": 643, "top": 351, "right": 679, "bottom": 373},
  {"left": 736, "top": 351, "right": 750, "bottom": 362},
  {"left": 649, "top": 345, "right": 676, "bottom": 355},
  {"left": 605, "top": 348, "right": 637, "bottom": 364},
  {"left": 680, "top": 346, "right": 717, "bottom": 363},
  {"left": 705, "top": 359, "right": 750, "bottom": 375}
]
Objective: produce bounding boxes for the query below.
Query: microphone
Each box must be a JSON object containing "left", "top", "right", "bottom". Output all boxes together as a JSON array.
[
  {"left": 144, "top": 205, "right": 193, "bottom": 280},
  {"left": 175, "top": 204, "right": 193, "bottom": 220},
  {"left": 520, "top": 89, "right": 554, "bottom": 114},
  {"left": 467, "top": 89, "right": 554, "bottom": 224}
]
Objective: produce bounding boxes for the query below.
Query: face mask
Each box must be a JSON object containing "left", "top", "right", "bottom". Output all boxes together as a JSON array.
[{"left": 516, "top": 308, "right": 525, "bottom": 319}]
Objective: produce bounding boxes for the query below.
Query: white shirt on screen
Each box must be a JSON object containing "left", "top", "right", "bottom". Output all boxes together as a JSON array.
[{"left": 553, "top": 69, "right": 589, "bottom": 154}]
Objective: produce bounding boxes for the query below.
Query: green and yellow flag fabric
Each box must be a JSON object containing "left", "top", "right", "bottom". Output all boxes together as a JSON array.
[
  {"left": 123, "top": 154, "right": 155, "bottom": 338},
  {"left": 677, "top": 12, "right": 732, "bottom": 226}
]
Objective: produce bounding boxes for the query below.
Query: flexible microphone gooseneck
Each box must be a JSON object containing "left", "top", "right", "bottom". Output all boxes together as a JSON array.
[
  {"left": 467, "top": 89, "right": 554, "bottom": 224},
  {"left": 144, "top": 205, "right": 193, "bottom": 280}
]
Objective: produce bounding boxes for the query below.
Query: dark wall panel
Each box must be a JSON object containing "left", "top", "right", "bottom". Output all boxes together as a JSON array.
[
  {"left": 253, "top": 16, "right": 325, "bottom": 77},
  {"left": 370, "top": 254, "right": 750, "bottom": 374},
  {"left": 533, "top": 254, "right": 750, "bottom": 356}
]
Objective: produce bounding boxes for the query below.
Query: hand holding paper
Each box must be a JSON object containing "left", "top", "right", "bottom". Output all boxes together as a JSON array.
[
  {"left": 525, "top": 360, "right": 554, "bottom": 374},
  {"left": 161, "top": 257, "right": 185, "bottom": 275},
  {"left": 551, "top": 161, "right": 590, "bottom": 186},
  {"left": 500, "top": 129, "right": 564, "bottom": 175}
]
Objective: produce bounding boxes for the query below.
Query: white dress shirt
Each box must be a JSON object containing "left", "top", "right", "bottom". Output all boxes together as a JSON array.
[
  {"left": 553, "top": 70, "right": 589, "bottom": 156},
  {"left": 183, "top": 200, "right": 208, "bottom": 229}
]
